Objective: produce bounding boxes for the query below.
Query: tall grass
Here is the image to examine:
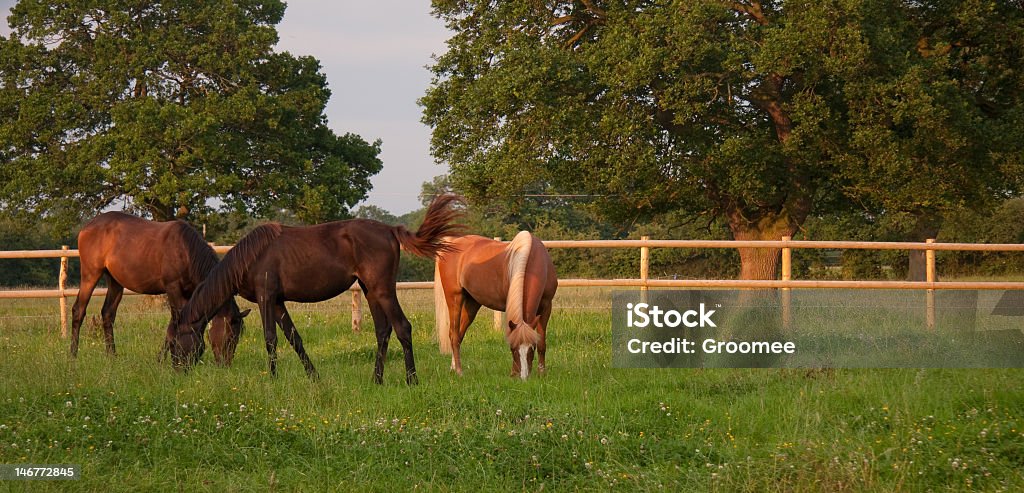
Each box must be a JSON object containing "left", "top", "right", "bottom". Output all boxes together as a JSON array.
[{"left": 0, "top": 289, "right": 1022, "bottom": 491}]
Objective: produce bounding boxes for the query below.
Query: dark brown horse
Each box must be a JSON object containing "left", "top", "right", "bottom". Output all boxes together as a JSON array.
[
  {"left": 169, "top": 194, "right": 465, "bottom": 384},
  {"left": 434, "top": 231, "right": 557, "bottom": 379},
  {"left": 71, "top": 212, "right": 250, "bottom": 364}
]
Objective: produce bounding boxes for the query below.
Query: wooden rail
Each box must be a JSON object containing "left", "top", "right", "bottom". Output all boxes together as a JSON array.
[
  {"left": 7, "top": 239, "right": 1024, "bottom": 259},
  {"left": 2, "top": 239, "right": 1023, "bottom": 335}
]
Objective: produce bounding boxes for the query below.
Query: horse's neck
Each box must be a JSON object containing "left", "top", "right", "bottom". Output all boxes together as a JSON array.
[{"left": 519, "top": 244, "right": 551, "bottom": 323}]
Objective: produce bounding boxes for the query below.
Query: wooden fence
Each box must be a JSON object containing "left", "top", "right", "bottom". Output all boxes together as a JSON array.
[{"left": 3, "top": 237, "right": 1024, "bottom": 335}]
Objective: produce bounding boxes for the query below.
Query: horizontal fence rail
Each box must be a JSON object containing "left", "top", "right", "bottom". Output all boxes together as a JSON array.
[
  {"left": 7, "top": 240, "right": 1024, "bottom": 259},
  {"left": 4, "top": 239, "right": 1024, "bottom": 297},
  {"left": 541, "top": 239, "right": 1024, "bottom": 251},
  {"left": 3, "top": 238, "right": 1024, "bottom": 334},
  {"left": 3, "top": 279, "right": 1023, "bottom": 301}
]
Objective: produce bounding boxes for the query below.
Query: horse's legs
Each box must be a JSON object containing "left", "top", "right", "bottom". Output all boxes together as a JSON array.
[
  {"left": 446, "top": 292, "right": 464, "bottom": 373},
  {"left": 364, "top": 296, "right": 391, "bottom": 385},
  {"left": 258, "top": 298, "right": 279, "bottom": 376},
  {"left": 98, "top": 277, "right": 124, "bottom": 355},
  {"left": 536, "top": 299, "right": 553, "bottom": 374},
  {"left": 70, "top": 267, "right": 103, "bottom": 357},
  {"left": 386, "top": 295, "right": 418, "bottom": 385},
  {"left": 366, "top": 286, "right": 417, "bottom": 385},
  {"left": 159, "top": 283, "right": 187, "bottom": 363},
  {"left": 450, "top": 295, "right": 481, "bottom": 376},
  {"left": 275, "top": 302, "right": 318, "bottom": 379}
]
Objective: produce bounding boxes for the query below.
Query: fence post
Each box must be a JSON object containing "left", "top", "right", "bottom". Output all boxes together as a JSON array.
[
  {"left": 59, "top": 245, "right": 69, "bottom": 338},
  {"left": 926, "top": 238, "right": 936, "bottom": 330},
  {"left": 781, "top": 236, "right": 792, "bottom": 329},
  {"left": 640, "top": 235, "right": 650, "bottom": 304},
  {"left": 351, "top": 291, "right": 362, "bottom": 332},
  {"left": 494, "top": 237, "right": 506, "bottom": 331}
]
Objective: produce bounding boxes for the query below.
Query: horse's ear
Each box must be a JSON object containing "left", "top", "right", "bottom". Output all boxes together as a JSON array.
[
  {"left": 239, "top": 309, "right": 252, "bottom": 319},
  {"left": 508, "top": 320, "right": 517, "bottom": 331}
]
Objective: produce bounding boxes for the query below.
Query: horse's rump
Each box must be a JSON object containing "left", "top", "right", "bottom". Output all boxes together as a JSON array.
[{"left": 77, "top": 212, "right": 216, "bottom": 294}]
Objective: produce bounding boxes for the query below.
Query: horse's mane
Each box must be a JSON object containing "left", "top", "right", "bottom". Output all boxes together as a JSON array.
[
  {"left": 180, "top": 223, "right": 283, "bottom": 328},
  {"left": 171, "top": 221, "right": 219, "bottom": 285},
  {"left": 505, "top": 231, "right": 533, "bottom": 324},
  {"left": 505, "top": 231, "right": 541, "bottom": 349}
]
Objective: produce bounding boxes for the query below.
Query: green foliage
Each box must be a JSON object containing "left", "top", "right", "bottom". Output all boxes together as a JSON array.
[
  {"left": 354, "top": 204, "right": 399, "bottom": 225},
  {"left": 0, "top": 0, "right": 381, "bottom": 235},
  {"left": 422, "top": 0, "right": 1024, "bottom": 255},
  {"left": 0, "top": 219, "right": 78, "bottom": 287},
  {"left": 939, "top": 198, "right": 1024, "bottom": 275}
]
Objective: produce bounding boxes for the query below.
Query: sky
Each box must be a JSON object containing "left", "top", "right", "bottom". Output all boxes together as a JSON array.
[{"left": 0, "top": 1, "right": 452, "bottom": 215}]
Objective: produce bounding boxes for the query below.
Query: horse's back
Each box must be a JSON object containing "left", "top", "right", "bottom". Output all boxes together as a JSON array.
[
  {"left": 246, "top": 220, "right": 398, "bottom": 302},
  {"left": 77, "top": 212, "right": 187, "bottom": 293},
  {"left": 438, "top": 235, "right": 512, "bottom": 309}
]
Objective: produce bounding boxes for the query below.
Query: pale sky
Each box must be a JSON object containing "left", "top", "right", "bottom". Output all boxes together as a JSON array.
[{"left": 0, "top": 1, "right": 451, "bottom": 215}]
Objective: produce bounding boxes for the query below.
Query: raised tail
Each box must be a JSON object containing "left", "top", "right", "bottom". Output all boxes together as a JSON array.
[
  {"left": 504, "top": 231, "right": 541, "bottom": 348},
  {"left": 435, "top": 260, "right": 453, "bottom": 354},
  {"left": 180, "top": 223, "right": 282, "bottom": 327},
  {"left": 394, "top": 194, "right": 465, "bottom": 258}
]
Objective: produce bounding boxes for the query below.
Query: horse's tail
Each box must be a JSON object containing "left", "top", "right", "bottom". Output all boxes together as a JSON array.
[
  {"left": 180, "top": 223, "right": 282, "bottom": 327},
  {"left": 505, "top": 231, "right": 541, "bottom": 348},
  {"left": 435, "top": 259, "right": 453, "bottom": 354},
  {"left": 393, "top": 194, "right": 465, "bottom": 258}
]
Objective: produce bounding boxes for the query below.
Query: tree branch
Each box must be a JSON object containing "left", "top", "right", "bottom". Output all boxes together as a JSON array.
[
  {"left": 730, "top": 1, "right": 769, "bottom": 26},
  {"left": 580, "top": 0, "right": 607, "bottom": 20}
]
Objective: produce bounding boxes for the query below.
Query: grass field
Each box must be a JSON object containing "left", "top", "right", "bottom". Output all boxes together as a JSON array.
[{"left": 1, "top": 288, "right": 1023, "bottom": 491}]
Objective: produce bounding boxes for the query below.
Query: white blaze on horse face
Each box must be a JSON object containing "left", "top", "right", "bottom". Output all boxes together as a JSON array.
[{"left": 518, "top": 345, "right": 529, "bottom": 380}]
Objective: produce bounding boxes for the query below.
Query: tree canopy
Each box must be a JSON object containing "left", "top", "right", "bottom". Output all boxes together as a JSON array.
[
  {"left": 0, "top": 0, "right": 382, "bottom": 233},
  {"left": 422, "top": 0, "right": 1024, "bottom": 279}
]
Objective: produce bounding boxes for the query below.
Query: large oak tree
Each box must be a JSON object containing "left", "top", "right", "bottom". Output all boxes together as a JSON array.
[
  {"left": 0, "top": 0, "right": 382, "bottom": 233},
  {"left": 422, "top": 0, "right": 1023, "bottom": 279}
]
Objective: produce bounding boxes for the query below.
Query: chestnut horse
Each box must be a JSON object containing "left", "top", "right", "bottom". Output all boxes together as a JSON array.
[
  {"left": 434, "top": 231, "right": 557, "bottom": 379},
  {"left": 169, "top": 194, "right": 465, "bottom": 384},
  {"left": 71, "top": 212, "right": 250, "bottom": 364}
]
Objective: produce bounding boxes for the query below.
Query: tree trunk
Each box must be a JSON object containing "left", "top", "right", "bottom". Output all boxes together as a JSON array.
[
  {"left": 729, "top": 213, "right": 798, "bottom": 280},
  {"left": 907, "top": 212, "right": 942, "bottom": 281},
  {"left": 143, "top": 198, "right": 175, "bottom": 222}
]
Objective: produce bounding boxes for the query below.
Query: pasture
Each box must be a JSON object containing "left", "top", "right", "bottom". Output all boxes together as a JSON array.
[{"left": 0, "top": 288, "right": 1022, "bottom": 491}]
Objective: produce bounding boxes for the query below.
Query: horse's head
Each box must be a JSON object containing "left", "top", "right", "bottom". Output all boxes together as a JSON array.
[
  {"left": 166, "top": 318, "right": 206, "bottom": 371},
  {"left": 208, "top": 301, "right": 251, "bottom": 366},
  {"left": 507, "top": 318, "right": 542, "bottom": 380}
]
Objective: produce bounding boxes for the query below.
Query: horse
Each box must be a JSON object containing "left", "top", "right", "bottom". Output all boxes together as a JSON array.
[
  {"left": 71, "top": 212, "right": 250, "bottom": 365},
  {"left": 434, "top": 231, "right": 557, "bottom": 379},
  {"left": 168, "top": 194, "right": 465, "bottom": 384}
]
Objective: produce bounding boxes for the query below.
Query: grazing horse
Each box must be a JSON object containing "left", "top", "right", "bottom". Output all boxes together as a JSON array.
[
  {"left": 169, "top": 194, "right": 465, "bottom": 384},
  {"left": 434, "top": 231, "right": 557, "bottom": 379},
  {"left": 71, "top": 212, "right": 250, "bottom": 364}
]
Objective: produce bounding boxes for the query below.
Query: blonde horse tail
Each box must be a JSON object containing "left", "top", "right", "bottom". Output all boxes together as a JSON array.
[
  {"left": 435, "top": 259, "right": 453, "bottom": 354},
  {"left": 505, "top": 231, "right": 541, "bottom": 348}
]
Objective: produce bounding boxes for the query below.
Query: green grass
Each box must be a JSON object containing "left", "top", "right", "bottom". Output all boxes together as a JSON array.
[{"left": 0, "top": 289, "right": 1022, "bottom": 491}]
